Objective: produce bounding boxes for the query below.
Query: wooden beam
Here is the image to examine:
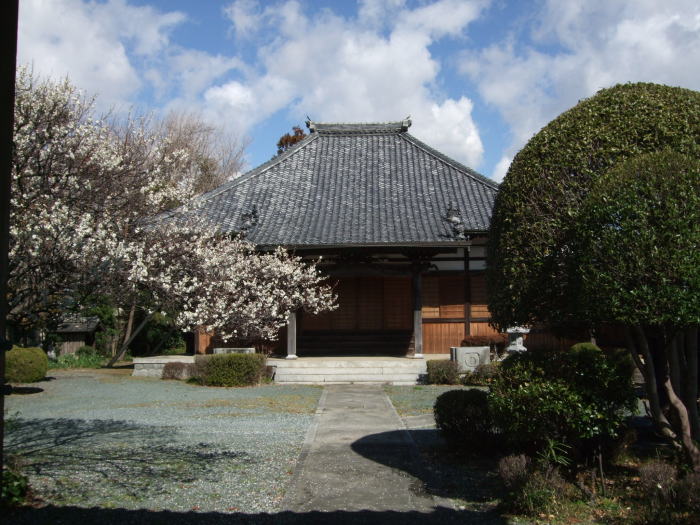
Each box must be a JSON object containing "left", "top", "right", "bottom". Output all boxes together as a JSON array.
[
  {"left": 412, "top": 269, "right": 423, "bottom": 358},
  {"left": 286, "top": 311, "right": 298, "bottom": 359},
  {"left": 464, "top": 248, "right": 472, "bottom": 336}
]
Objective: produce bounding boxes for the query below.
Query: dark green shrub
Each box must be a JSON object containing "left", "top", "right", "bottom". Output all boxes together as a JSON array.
[
  {"left": 195, "top": 353, "right": 266, "bottom": 387},
  {"left": 461, "top": 362, "right": 500, "bottom": 386},
  {"left": 461, "top": 334, "right": 508, "bottom": 348},
  {"left": 1, "top": 468, "right": 28, "bottom": 507},
  {"left": 5, "top": 346, "right": 47, "bottom": 383},
  {"left": 489, "top": 343, "right": 636, "bottom": 462},
  {"left": 426, "top": 359, "right": 459, "bottom": 385},
  {"left": 434, "top": 389, "right": 499, "bottom": 451}
]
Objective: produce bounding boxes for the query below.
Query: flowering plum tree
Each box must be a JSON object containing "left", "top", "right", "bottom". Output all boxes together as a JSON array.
[{"left": 10, "top": 67, "right": 336, "bottom": 347}]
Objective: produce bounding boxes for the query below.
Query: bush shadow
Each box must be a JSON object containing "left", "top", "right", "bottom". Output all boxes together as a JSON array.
[
  {"left": 7, "top": 504, "right": 507, "bottom": 524},
  {"left": 351, "top": 429, "right": 507, "bottom": 523},
  {"left": 7, "top": 385, "right": 44, "bottom": 395}
]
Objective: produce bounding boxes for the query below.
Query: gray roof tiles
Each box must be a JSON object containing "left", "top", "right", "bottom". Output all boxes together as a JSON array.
[{"left": 189, "top": 121, "right": 498, "bottom": 248}]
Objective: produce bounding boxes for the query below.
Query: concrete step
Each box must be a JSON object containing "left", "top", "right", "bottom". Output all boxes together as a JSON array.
[
  {"left": 271, "top": 358, "right": 427, "bottom": 384},
  {"left": 275, "top": 373, "right": 423, "bottom": 383}
]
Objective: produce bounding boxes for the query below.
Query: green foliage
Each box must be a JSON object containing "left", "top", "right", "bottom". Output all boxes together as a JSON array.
[
  {"left": 49, "top": 347, "right": 104, "bottom": 369},
  {"left": 81, "top": 297, "right": 119, "bottom": 355},
  {"left": 426, "top": 359, "right": 459, "bottom": 385},
  {"left": 194, "top": 353, "right": 266, "bottom": 387},
  {"left": 461, "top": 362, "right": 500, "bottom": 386},
  {"left": 433, "top": 389, "right": 499, "bottom": 451},
  {"left": 76, "top": 345, "right": 97, "bottom": 357},
  {"left": 5, "top": 346, "right": 47, "bottom": 383},
  {"left": 487, "top": 82, "right": 700, "bottom": 329},
  {"left": 130, "top": 312, "right": 184, "bottom": 356},
  {"left": 577, "top": 151, "right": 700, "bottom": 327},
  {"left": 1, "top": 468, "right": 29, "bottom": 507},
  {"left": 489, "top": 343, "right": 636, "bottom": 461}
]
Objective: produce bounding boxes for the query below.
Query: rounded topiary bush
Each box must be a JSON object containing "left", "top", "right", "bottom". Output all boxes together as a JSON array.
[
  {"left": 434, "top": 388, "right": 499, "bottom": 451},
  {"left": 6, "top": 346, "right": 48, "bottom": 383},
  {"left": 195, "top": 353, "right": 266, "bottom": 387},
  {"left": 487, "top": 82, "right": 700, "bottom": 328}
]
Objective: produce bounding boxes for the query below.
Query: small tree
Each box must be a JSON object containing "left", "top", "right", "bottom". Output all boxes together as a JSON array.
[
  {"left": 577, "top": 151, "right": 700, "bottom": 470},
  {"left": 276, "top": 125, "right": 306, "bottom": 155},
  {"left": 487, "top": 83, "right": 700, "bottom": 330},
  {"left": 487, "top": 83, "right": 700, "bottom": 471}
]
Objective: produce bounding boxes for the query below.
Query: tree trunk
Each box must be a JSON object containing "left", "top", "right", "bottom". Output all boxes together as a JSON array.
[
  {"left": 106, "top": 310, "right": 154, "bottom": 367},
  {"left": 684, "top": 327, "right": 699, "bottom": 441},
  {"left": 625, "top": 325, "right": 676, "bottom": 441},
  {"left": 669, "top": 332, "right": 682, "bottom": 400},
  {"left": 663, "top": 374, "right": 700, "bottom": 472},
  {"left": 122, "top": 302, "right": 136, "bottom": 349}
]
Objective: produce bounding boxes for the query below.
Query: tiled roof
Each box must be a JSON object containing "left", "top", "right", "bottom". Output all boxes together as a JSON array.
[{"left": 184, "top": 120, "right": 498, "bottom": 248}]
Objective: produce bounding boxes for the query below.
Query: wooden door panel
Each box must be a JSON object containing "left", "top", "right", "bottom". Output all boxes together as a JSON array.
[{"left": 423, "top": 323, "right": 465, "bottom": 354}]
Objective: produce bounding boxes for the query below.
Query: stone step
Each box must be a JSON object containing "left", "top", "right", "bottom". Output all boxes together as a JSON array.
[
  {"left": 273, "top": 360, "right": 426, "bottom": 369},
  {"left": 275, "top": 373, "right": 422, "bottom": 383}
]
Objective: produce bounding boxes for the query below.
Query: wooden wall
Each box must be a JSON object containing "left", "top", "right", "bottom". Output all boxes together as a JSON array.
[
  {"left": 298, "top": 271, "right": 497, "bottom": 355},
  {"left": 420, "top": 272, "right": 496, "bottom": 353},
  {"left": 303, "top": 276, "right": 412, "bottom": 331}
]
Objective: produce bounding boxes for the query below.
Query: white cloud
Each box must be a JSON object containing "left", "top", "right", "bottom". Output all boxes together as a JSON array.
[
  {"left": 223, "top": 0, "right": 264, "bottom": 38},
  {"left": 18, "top": 0, "right": 185, "bottom": 107},
  {"left": 208, "top": 0, "right": 487, "bottom": 167},
  {"left": 461, "top": 0, "right": 700, "bottom": 161},
  {"left": 491, "top": 156, "right": 511, "bottom": 183}
]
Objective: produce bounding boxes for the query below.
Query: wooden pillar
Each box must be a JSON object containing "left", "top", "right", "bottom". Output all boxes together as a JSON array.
[
  {"left": 286, "top": 311, "right": 298, "bottom": 359},
  {"left": 463, "top": 247, "right": 472, "bottom": 336},
  {"left": 412, "top": 269, "right": 424, "bottom": 358}
]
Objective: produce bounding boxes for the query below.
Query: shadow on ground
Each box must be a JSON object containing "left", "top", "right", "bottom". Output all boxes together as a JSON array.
[
  {"left": 7, "top": 505, "right": 509, "bottom": 524},
  {"left": 5, "top": 418, "right": 252, "bottom": 502},
  {"left": 7, "top": 385, "right": 44, "bottom": 395},
  {"left": 352, "top": 429, "right": 505, "bottom": 520}
]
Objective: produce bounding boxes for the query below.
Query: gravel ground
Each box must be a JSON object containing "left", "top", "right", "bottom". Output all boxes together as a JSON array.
[
  {"left": 383, "top": 385, "right": 473, "bottom": 416},
  {"left": 5, "top": 370, "right": 322, "bottom": 514}
]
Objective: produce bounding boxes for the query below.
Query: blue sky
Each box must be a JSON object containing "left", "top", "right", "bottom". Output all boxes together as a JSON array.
[{"left": 17, "top": 0, "right": 700, "bottom": 181}]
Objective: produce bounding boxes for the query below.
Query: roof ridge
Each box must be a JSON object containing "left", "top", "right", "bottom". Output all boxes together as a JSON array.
[
  {"left": 401, "top": 132, "right": 499, "bottom": 190},
  {"left": 308, "top": 118, "right": 411, "bottom": 134}
]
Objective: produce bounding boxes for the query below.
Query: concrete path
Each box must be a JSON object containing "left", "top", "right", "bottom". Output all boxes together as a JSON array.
[{"left": 283, "top": 384, "right": 437, "bottom": 513}]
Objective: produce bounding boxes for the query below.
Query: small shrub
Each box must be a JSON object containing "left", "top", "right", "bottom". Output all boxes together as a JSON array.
[
  {"left": 49, "top": 350, "right": 104, "bottom": 369},
  {"left": 639, "top": 459, "right": 677, "bottom": 515},
  {"left": 426, "top": 359, "right": 459, "bottom": 385},
  {"left": 1, "top": 468, "right": 29, "bottom": 507},
  {"left": 75, "top": 345, "right": 98, "bottom": 357},
  {"left": 5, "top": 346, "right": 47, "bottom": 383},
  {"left": 195, "top": 353, "right": 266, "bottom": 387},
  {"left": 461, "top": 334, "right": 508, "bottom": 347},
  {"left": 462, "top": 362, "right": 500, "bottom": 385},
  {"left": 498, "top": 454, "right": 531, "bottom": 490},
  {"left": 675, "top": 472, "right": 700, "bottom": 512},
  {"left": 162, "top": 362, "right": 190, "bottom": 380},
  {"left": 434, "top": 388, "right": 499, "bottom": 451},
  {"left": 489, "top": 342, "right": 636, "bottom": 463}
]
